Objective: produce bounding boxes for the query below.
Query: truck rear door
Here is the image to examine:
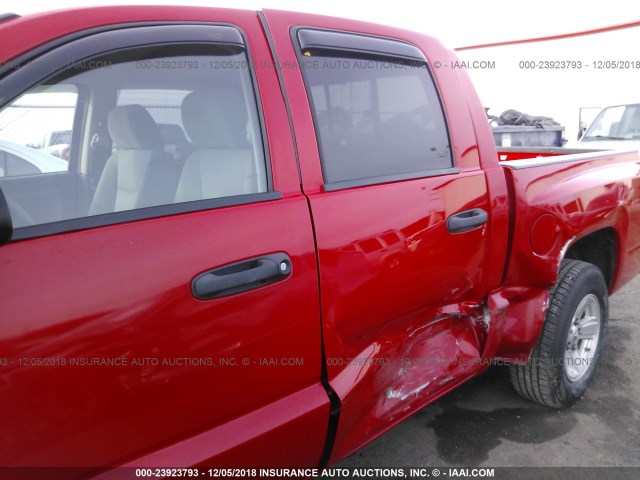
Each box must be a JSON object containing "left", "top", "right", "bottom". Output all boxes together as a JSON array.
[
  {"left": 0, "top": 9, "right": 328, "bottom": 469},
  {"left": 263, "top": 10, "right": 503, "bottom": 461}
]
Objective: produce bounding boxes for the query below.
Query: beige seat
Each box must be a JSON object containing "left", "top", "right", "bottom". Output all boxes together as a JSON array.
[
  {"left": 89, "top": 104, "right": 178, "bottom": 215},
  {"left": 175, "top": 88, "right": 259, "bottom": 202}
]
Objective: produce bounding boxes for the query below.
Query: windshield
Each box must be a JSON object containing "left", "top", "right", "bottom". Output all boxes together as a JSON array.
[{"left": 583, "top": 103, "right": 640, "bottom": 141}]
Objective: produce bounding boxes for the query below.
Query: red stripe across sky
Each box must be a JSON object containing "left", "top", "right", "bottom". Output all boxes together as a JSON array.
[{"left": 456, "top": 20, "right": 640, "bottom": 51}]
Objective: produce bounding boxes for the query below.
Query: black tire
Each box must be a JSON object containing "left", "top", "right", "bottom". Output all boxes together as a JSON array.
[{"left": 509, "top": 259, "right": 608, "bottom": 408}]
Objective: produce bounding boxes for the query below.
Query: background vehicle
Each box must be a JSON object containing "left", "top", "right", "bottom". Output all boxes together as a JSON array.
[
  {"left": 0, "top": 138, "right": 68, "bottom": 177},
  {"left": 573, "top": 102, "right": 640, "bottom": 149},
  {"left": 41, "top": 129, "right": 72, "bottom": 160},
  {"left": 0, "top": 6, "right": 639, "bottom": 473}
]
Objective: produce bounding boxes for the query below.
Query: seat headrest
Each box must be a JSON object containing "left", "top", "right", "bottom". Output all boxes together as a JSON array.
[
  {"left": 181, "top": 88, "right": 248, "bottom": 148},
  {"left": 108, "top": 104, "right": 163, "bottom": 149}
]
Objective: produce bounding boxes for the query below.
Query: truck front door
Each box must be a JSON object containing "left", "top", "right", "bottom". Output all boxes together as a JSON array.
[{"left": 0, "top": 12, "right": 328, "bottom": 469}]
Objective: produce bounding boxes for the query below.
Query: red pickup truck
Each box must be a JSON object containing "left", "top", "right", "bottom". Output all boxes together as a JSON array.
[{"left": 0, "top": 6, "right": 639, "bottom": 473}]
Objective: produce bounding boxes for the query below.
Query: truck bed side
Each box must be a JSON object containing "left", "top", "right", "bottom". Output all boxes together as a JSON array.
[{"left": 493, "top": 149, "right": 640, "bottom": 360}]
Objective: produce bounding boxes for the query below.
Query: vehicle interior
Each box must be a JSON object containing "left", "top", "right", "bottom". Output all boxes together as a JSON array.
[
  {"left": 305, "top": 55, "right": 452, "bottom": 184},
  {"left": 0, "top": 45, "right": 268, "bottom": 231}
]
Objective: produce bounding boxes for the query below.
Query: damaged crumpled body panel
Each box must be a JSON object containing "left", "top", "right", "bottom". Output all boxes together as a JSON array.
[{"left": 327, "top": 303, "right": 488, "bottom": 461}]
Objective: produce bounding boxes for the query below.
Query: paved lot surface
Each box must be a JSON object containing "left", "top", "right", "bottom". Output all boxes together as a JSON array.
[{"left": 339, "top": 275, "right": 640, "bottom": 468}]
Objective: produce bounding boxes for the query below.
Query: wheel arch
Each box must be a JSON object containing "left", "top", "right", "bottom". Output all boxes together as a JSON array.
[{"left": 563, "top": 227, "right": 619, "bottom": 291}]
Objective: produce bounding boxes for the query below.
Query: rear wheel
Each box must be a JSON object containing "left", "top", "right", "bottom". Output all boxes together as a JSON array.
[{"left": 509, "top": 260, "right": 608, "bottom": 408}]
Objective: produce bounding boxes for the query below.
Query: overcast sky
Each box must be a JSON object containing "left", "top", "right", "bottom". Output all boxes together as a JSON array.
[{"left": 3, "top": 0, "right": 640, "bottom": 139}]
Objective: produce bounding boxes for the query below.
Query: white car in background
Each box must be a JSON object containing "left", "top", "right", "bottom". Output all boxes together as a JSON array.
[
  {"left": 0, "top": 138, "right": 68, "bottom": 177},
  {"left": 573, "top": 103, "right": 640, "bottom": 150}
]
